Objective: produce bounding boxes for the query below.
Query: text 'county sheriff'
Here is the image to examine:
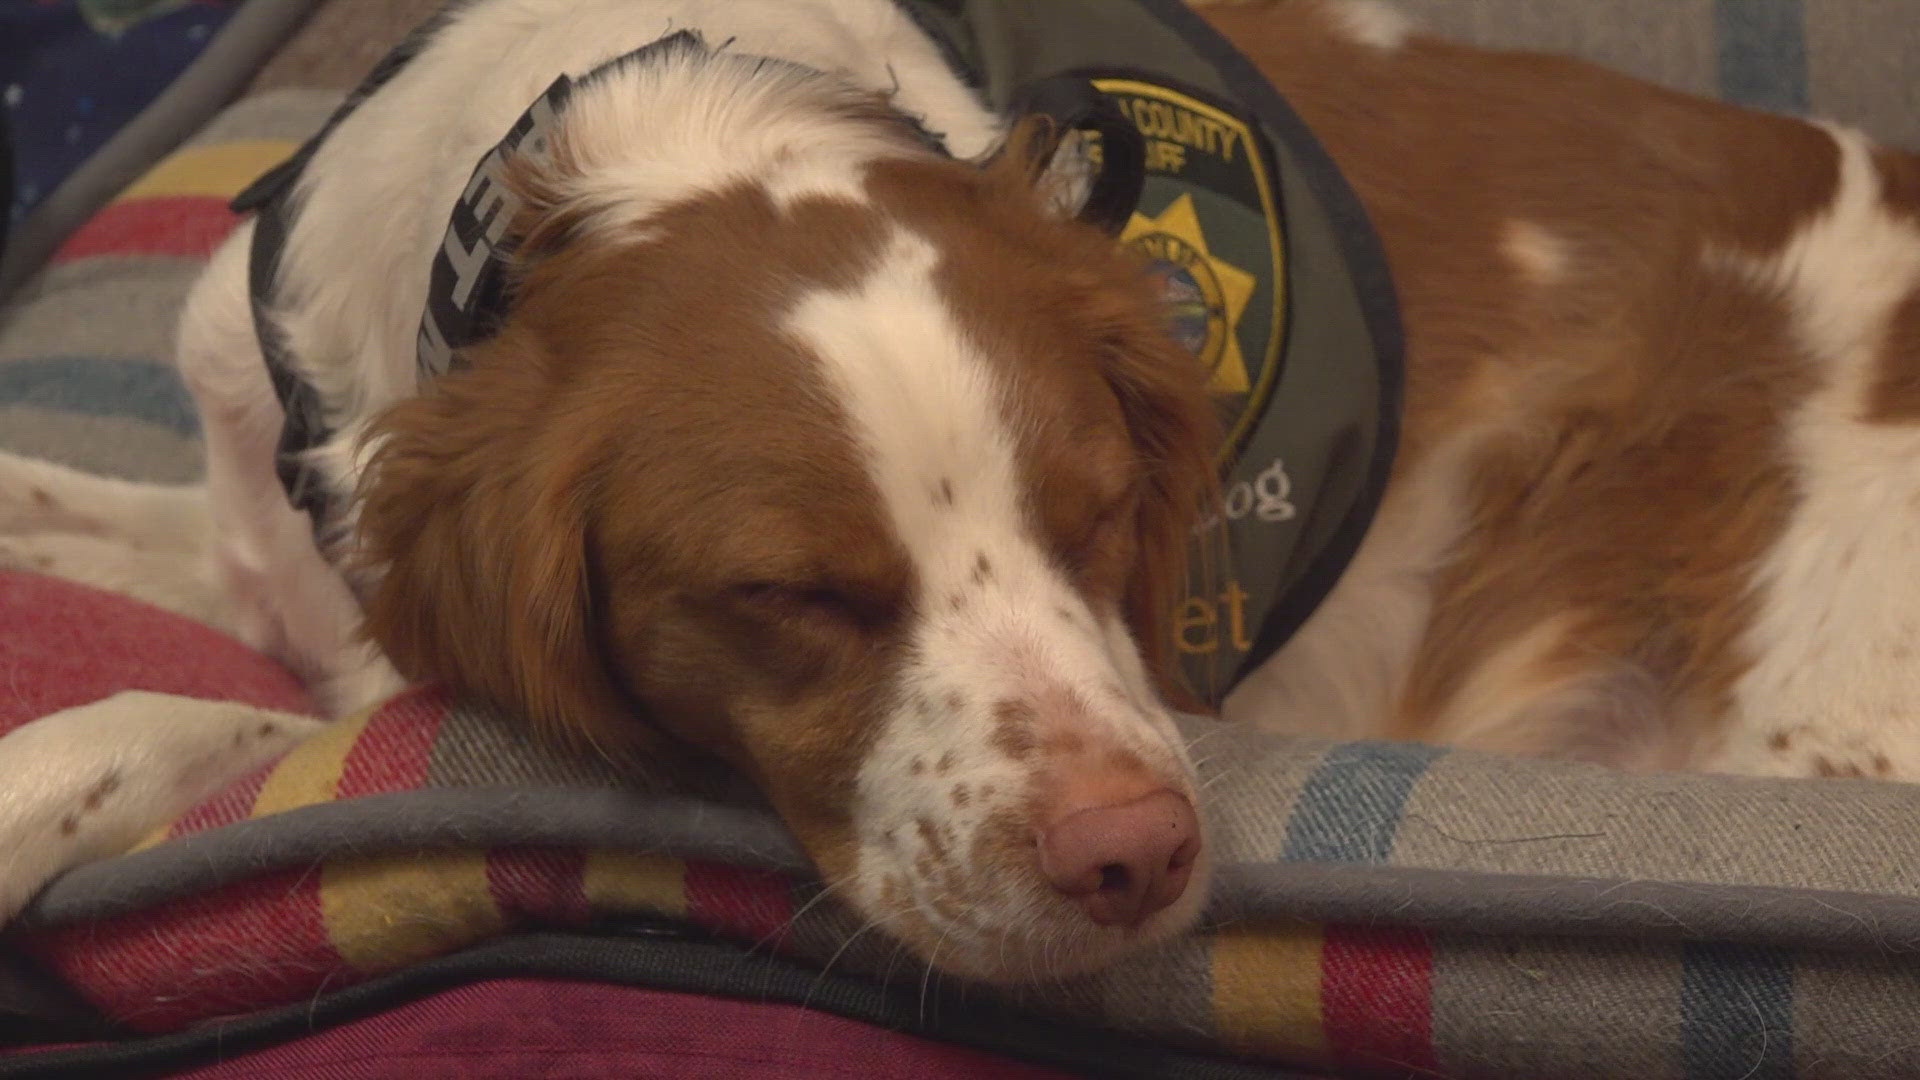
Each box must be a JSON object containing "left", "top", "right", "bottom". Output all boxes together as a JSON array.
[{"left": 1110, "top": 96, "right": 1242, "bottom": 164}]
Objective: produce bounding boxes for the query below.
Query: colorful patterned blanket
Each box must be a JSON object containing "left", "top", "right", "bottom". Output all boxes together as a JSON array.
[
  {"left": 15, "top": 558, "right": 1920, "bottom": 1079},
  {"left": 9, "top": 39, "right": 1920, "bottom": 1080}
]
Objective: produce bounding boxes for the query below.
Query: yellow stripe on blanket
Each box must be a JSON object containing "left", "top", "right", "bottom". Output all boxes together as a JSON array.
[
  {"left": 583, "top": 851, "right": 688, "bottom": 918},
  {"left": 118, "top": 140, "right": 296, "bottom": 201},
  {"left": 250, "top": 705, "right": 376, "bottom": 817},
  {"left": 124, "top": 704, "right": 370, "bottom": 854},
  {"left": 130, "top": 822, "right": 173, "bottom": 854},
  {"left": 1212, "top": 922, "right": 1332, "bottom": 1067},
  {"left": 322, "top": 851, "right": 504, "bottom": 973}
]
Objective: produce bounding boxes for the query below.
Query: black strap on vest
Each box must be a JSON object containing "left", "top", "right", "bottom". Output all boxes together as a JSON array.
[
  {"left": 243, "top": 201, "right": 330, "bottom": 523},
  {"left": 231, "top": 5, "right": 465, "bottom": 526}
]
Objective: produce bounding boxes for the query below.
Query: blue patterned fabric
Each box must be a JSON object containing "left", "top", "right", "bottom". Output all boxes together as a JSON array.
[{"left": 0, "top": 0, "right": 234, "bottom": 225}]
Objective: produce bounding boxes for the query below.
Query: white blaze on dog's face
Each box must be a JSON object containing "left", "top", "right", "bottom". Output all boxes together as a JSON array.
[
  {"left": 788, "top": 190, "right": 1215, "bottom": 978},
  {"left": 356, "top": 116, "right": 1220, "bottom": 980}
]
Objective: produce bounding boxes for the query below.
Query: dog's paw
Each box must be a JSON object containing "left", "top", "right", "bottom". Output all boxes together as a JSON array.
[{"left": 0, "top": 691, "right": 323, "bottom": 924}]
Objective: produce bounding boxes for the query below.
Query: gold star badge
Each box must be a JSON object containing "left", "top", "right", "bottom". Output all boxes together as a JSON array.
[{"left": 1122, "top": 193, "right": 1257, "bottom": 394}]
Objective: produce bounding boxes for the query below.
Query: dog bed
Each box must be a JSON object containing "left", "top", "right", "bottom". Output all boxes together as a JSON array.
[
  {"left": 14, "top": 542, "right": 1920, "bottom": 1080},
  {"left": 0, "top": 569, "right": 1295, "bottom": 1079},
  {"left": 5, "top": 4, "right": 1920, "bottom": 1078}
]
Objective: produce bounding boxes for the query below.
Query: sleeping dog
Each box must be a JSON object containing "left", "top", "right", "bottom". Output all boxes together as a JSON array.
[{"left": 3, "top": 0, "right": 1917, "bottom": 983}]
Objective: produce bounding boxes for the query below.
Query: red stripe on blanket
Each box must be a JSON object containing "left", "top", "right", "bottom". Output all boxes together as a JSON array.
[
  {"left": 1320, "top": 924, "right": 1438, "bottom": 1076},
  {"left": 487, "top": 847, "right": 594, "bottom": 926},
  {"left": 333, "top": 687, "right": 452, "bottom": 798},
  {"left": 52, "top": 196, "right": 241, "bottom": 263},
  {"left": 26, "top": 866, "right": 337, "bottom": 1033},
  {"left": 684, "top": 862, "right": 797, "bottom": 947}
]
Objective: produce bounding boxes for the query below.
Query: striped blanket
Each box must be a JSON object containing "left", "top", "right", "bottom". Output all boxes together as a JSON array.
[
  {"left": 5, "top": 8, "right": 1920, "bottom": 1076},
  {"left": 18, "top": 556, "right": 1920, "bottom": 1078},
  {"left": 1328, "top": 0, "right": 1918, "bottom": 150}
]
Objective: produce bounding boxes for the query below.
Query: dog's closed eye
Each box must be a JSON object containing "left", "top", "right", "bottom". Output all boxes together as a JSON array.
[
  {"left": 727, "top": 580, "right": 891, "bottom": 630},
  {"left": 1080, "top": 489, "right": 1140, "bottom": 548},
  {"left": 1058, "top": 486, "right": 1142, "bottom": 586}
]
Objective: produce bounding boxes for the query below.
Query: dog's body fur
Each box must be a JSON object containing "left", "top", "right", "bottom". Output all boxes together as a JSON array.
[
  {"left": 4, "top": 0, "right": 1919, "bottom": 981},
  {"left": 1211, "top": 4, "right": 1920, "bottom": 781}
]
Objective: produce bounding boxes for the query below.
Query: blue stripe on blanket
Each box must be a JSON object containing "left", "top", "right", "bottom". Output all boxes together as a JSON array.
[
  {"left": 1714, "top": 0, "right": 1810, "bottom": 115},
  {"left": 1681, "top": 942, "right": 1795, "bottom": 1080},
  {"left": 0, "top": 356, "right": 198, "bottom": 433},
  {"left": 1281, "top": 742, "right": 1443, "bottom": 863}
]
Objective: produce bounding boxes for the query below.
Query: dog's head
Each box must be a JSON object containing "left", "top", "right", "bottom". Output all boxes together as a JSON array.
[{"left": 355, "top": 67, "right": 1219, "bottom": 981}]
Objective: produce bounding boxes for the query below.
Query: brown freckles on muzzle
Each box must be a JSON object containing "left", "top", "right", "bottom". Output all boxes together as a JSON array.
[{"left": 846, "top": 657, "right": 1210, "bottom": 983}]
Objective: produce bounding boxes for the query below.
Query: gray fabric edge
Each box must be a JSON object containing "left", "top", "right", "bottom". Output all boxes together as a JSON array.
[
  {"left": 26, "top": 783, "right": 1920, "bottom": 962},
  {"left": 1213, "top": 861, "right": 1920, "bottom": 956},
  {"left": 0, "top": 0, "right": 326, "bottom": 304},
  {"left": 15, "top": 787, "right": 810, "bottom": 928}
]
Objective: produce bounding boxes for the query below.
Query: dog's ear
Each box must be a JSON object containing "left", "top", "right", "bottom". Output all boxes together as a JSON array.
[{"left": 354, "top": 329, "right": 645, "bottom": 759}]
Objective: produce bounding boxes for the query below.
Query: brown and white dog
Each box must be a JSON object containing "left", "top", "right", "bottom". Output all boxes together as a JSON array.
[{"left": 2, "top": 0, "right": 1917, "bottom": 983}]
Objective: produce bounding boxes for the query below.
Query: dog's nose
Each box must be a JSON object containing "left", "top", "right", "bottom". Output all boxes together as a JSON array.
[{"left": 1037, "top": 788, "right": 1200, "bottom": 928}]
